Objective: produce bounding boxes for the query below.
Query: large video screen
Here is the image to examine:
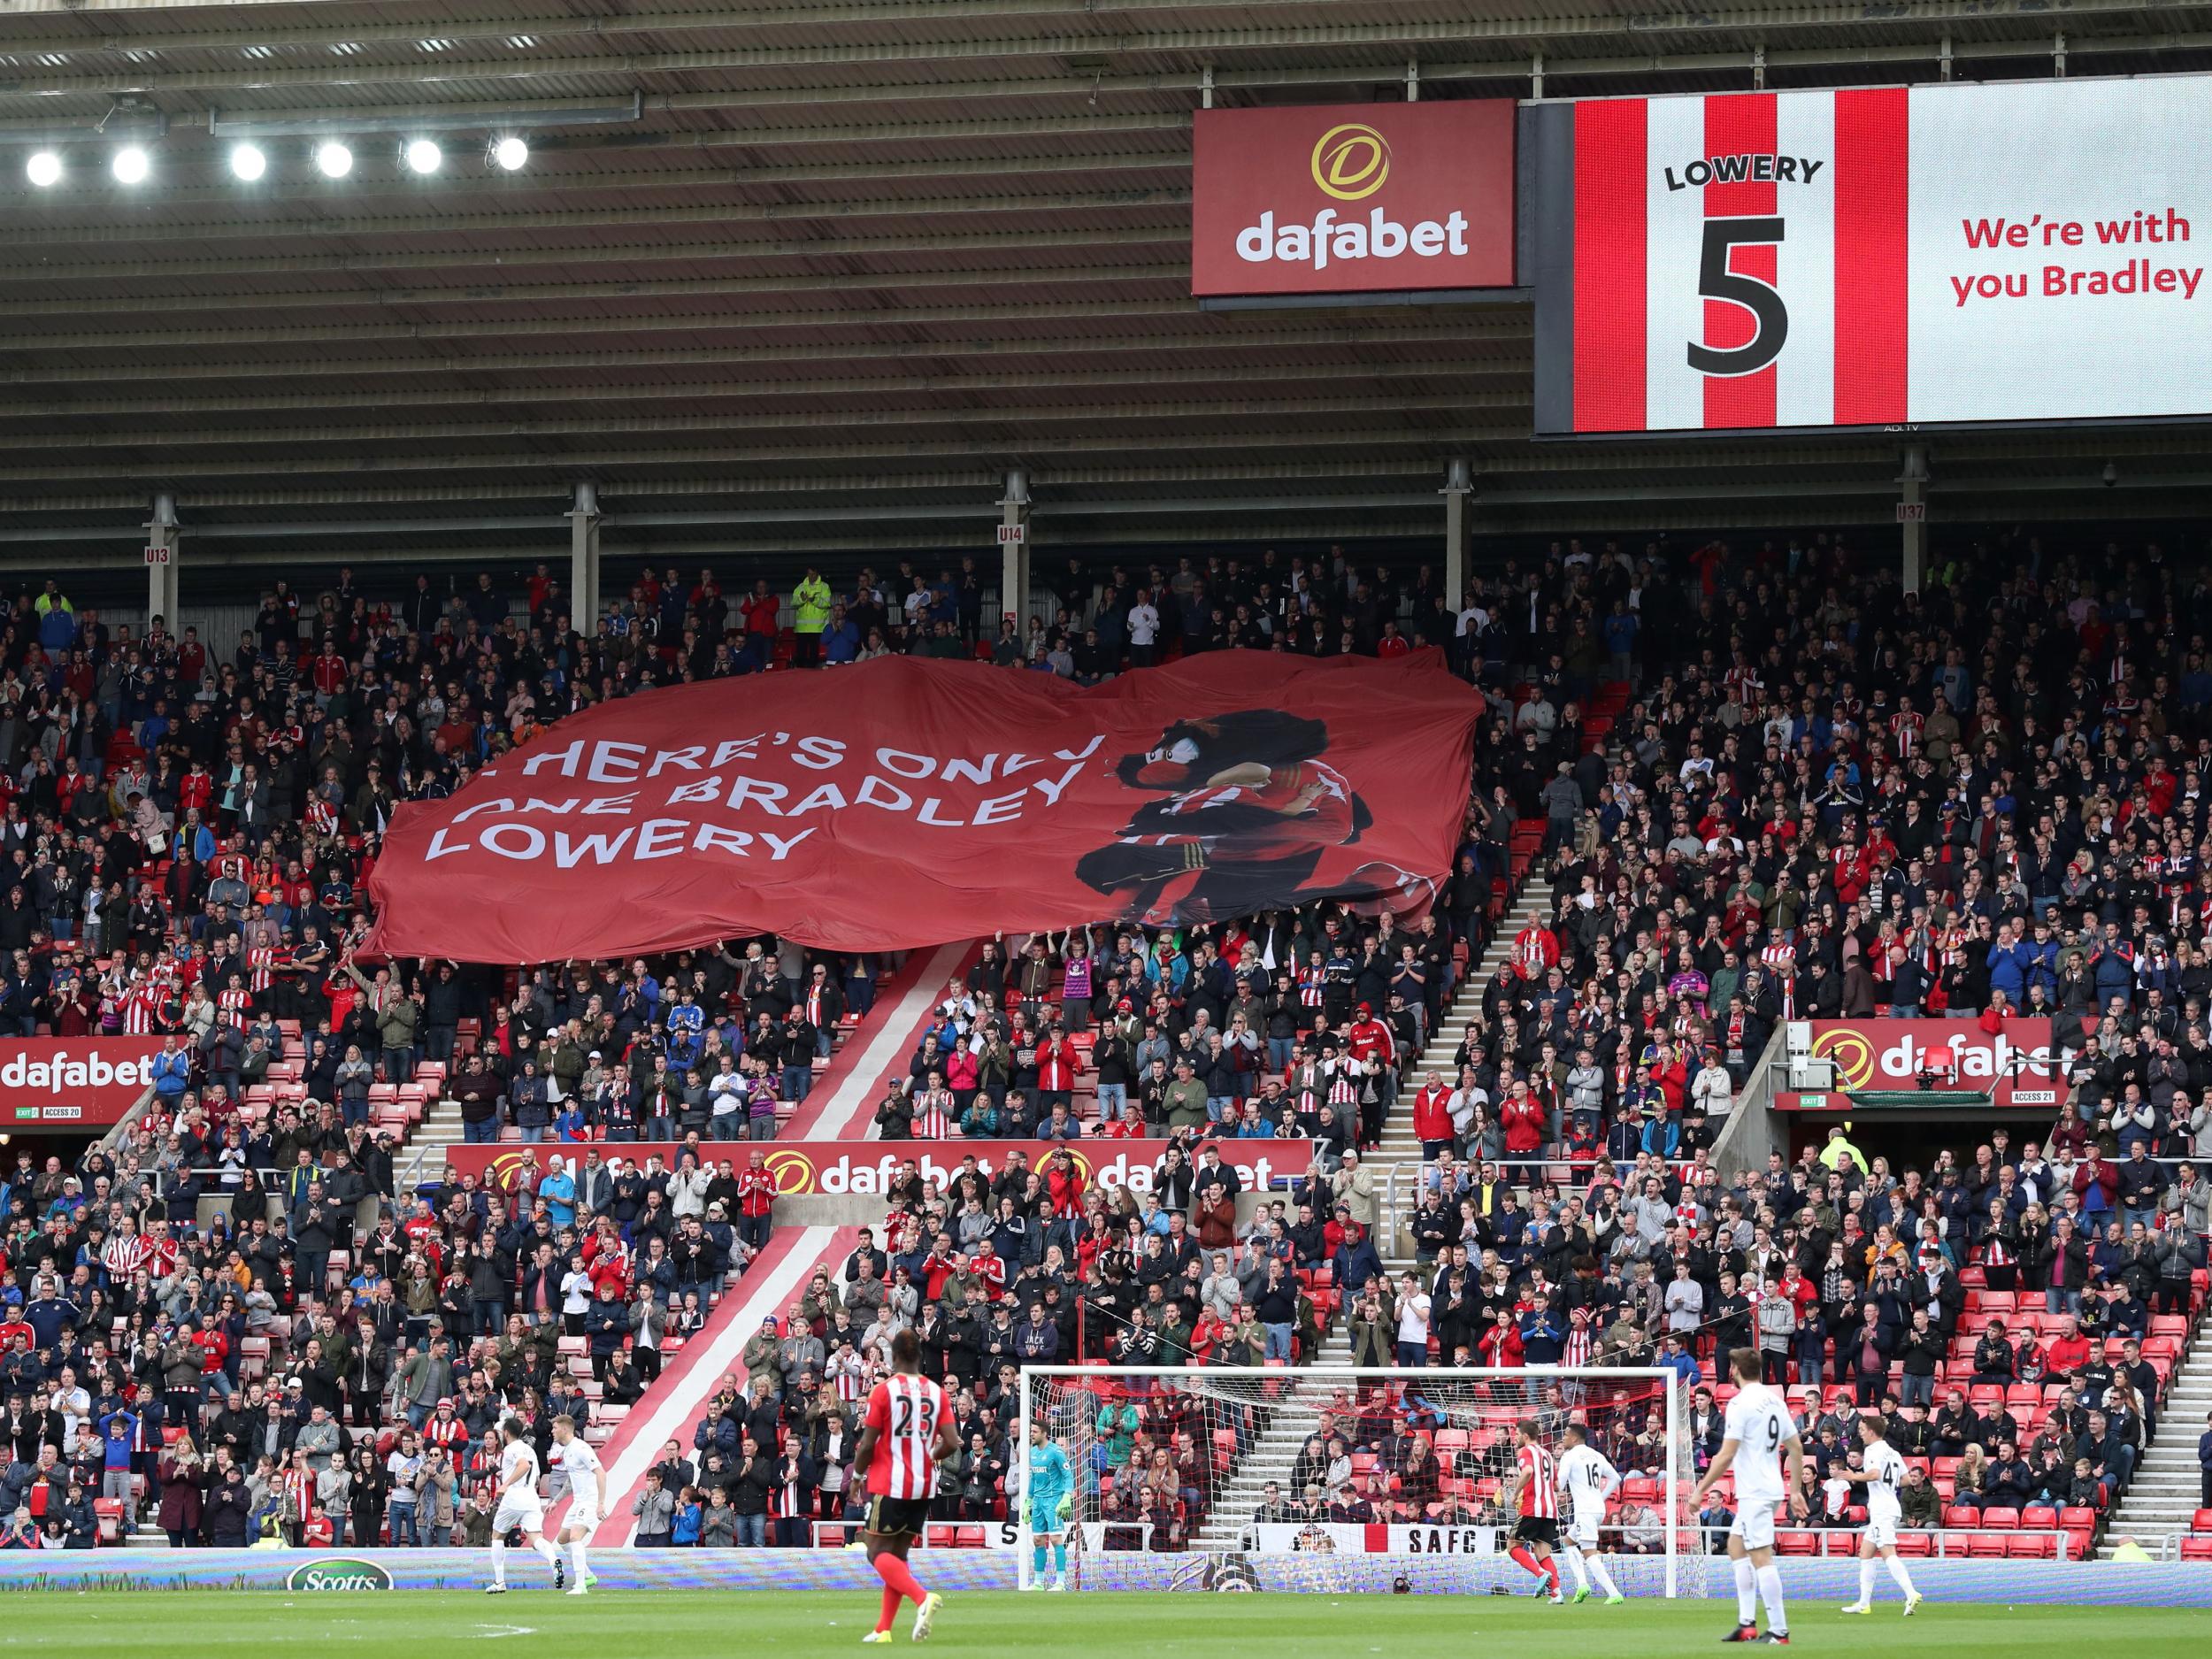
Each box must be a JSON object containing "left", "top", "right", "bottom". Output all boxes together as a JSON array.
[{"left": 1531, "top": 75, "right": 2212, "bottom": 434}]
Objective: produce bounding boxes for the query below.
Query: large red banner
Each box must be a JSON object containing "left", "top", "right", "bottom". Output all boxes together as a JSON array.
[
  {"left": 363, "top": 652, "right": 1479, "bottom": 963},
  {"left": 1193, "top": 102, "right": 1517, "bottom": 297},
  {"left": 433, "top": 1139, "right": 1313, "bottom": 1198},
  {"left": 0, "top": 1037, "right": 165, "bottom": 1126},
  {"left": 1797, "top": 1017, "right": 2067, "bottom": 1107}
]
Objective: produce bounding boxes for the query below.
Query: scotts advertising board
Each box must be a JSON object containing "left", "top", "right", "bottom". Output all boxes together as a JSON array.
[
  {"left": 1532, "top": 75, "right": 2212, "bottom": 433},
  {"left": 0, "top": 1038, "right": 164, "bottom": 1127},
  {"left": 363, "top": 652, "right": 1479, "bottom": 962},
  {"left": 1791, "top": 1018, "right": 2068, "bottom": 1109},
  {"left": 1192, "top": 102, "right": 1517, "bottom": 297},
  {"left": 432, "top": 1140, "right": 1313, "bottom": 1198}
]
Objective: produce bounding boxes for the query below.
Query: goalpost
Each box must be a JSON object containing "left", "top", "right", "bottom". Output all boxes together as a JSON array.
[{"left": 1018, "top": 1365, "right": 1694, "bottom": 1597}]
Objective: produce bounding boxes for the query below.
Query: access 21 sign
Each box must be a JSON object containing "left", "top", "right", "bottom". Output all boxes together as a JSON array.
[{"left": 1532, "top": 75, "right": 2212, "bottom": 434}]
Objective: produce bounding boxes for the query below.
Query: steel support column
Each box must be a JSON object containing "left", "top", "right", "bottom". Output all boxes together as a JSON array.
[
  {"left": 1899, "top": 446, "right": 1928, "bottom": 596},
  {"left": 999, "top": 469, "right": 1032, "bottom": 629},
  {"left": 567, "top": 480, "right": 602, "bottom": 630},
  {"left": 144, "top": 493, "right": 180, "bottom": 634},
  {"left": 1442, "top": 457, "right": 1472, "bottom": 610}
]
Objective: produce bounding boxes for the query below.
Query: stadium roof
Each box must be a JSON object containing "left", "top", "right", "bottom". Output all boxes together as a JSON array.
[{"left": 4, "top": 0, "right": 2212, "bottom": 575}]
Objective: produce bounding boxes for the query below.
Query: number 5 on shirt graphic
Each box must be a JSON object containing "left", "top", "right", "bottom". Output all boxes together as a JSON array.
[{"left": 1690, "top": 216, "right": 1789, "bottom": 377}]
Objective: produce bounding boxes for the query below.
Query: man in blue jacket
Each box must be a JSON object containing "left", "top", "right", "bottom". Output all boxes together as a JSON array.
[{"left": 150, "top": 1037, "right": 192, "bottom": 1106}]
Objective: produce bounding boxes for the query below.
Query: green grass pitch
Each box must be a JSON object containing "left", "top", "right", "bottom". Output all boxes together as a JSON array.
[{"left": 0, "top": 1590, "right": 2194, "bottom": 1656}]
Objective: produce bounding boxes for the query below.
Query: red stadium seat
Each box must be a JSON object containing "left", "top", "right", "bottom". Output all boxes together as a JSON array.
[
  {"left": 1968, "top": 1532, "right": 2008, "bottom": 1557},
  {"left": 1980, "top": 1507, "right": 2019, "bottom": 1529},
  {"left": 2007, "top": 1533, "right": 2053, "bottom": 1558},
  {"left": 2178, "top": 1536, "right": 2212, "bottom": 1562},
  {"left": 1893, "top": 1532, "right": 1932, "bottom": 1556}
]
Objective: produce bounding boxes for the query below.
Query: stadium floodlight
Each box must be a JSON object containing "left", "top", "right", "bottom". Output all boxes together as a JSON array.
[
  {"left": 228, "top": 142, "right": 268, "bottom": 181},
  {"left": 489, "top": 134, "right": 529, "bottom": 172},
  {"left": 403, "top": 137, "right": 442, "bottom": 175},
  {"left": 313, "top": 140, "right": 354, "bottom": 179},
  {"left": 111, "top": 145, "right": 150, "bottom": 185},
  {"left": 25, "top": 150, "right": 62, "bottom": 188}
]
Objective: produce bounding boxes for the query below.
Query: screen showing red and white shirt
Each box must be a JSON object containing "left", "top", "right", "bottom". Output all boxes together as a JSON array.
[
  {"left": 1517, "top": 1442, "right": 1558, "bottom": 1518},
  {"left": 865, "top": 1372, "right": 947, "bottom": 1502}
]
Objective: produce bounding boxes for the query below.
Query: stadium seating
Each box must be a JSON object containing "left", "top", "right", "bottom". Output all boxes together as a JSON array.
[{"left": 7, "top": 535, "right": 2211, "bottom": 1561}]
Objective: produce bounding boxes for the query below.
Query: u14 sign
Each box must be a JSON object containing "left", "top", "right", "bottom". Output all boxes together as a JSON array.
[{"left": 1192, "top": 102, "right": 1517, "bottom": 298}]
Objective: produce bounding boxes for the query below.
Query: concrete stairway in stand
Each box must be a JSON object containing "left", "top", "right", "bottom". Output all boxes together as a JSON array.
[
  {"left": 1190, "top": 1318, "right": 1361, "bottom": 1550},
  {"left": 1370, "top": 877, "right": 1555, "bottom": 1248},
  {"left": 2101, "top": 1318, "right": 2212, "bottom": 1554},
  {"left": 1190, "top": 879, "right": 1556, "bottom": 1550}
]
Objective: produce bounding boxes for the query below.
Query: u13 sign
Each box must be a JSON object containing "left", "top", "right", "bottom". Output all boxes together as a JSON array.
[
  {"left": 1532, "top": 75, "right": 2212, "bottom": 434},
  {"left": 1192, "top": 102, "right": 1517, "bottom": 298}
]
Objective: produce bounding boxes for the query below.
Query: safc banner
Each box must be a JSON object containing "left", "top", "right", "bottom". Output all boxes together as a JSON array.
[
  {"left": 0, "top": 1038, "right": 163, "bottom": 1126},
  {"left": 1251, "top": 1523, "right": 1500, "bottom": 1555},
  {"left": 363, "top": 653, "right": 1478, "bottom": 962},
  {"left": 1791, "top": 1018, "right": 2069, "bottom": 1108},
  {"left": 433, "top": 1139, "right": 1312, "bottom": 1197},
  {"left": 1192, "top": 101, "right": 1516, "bottom": 297},
  {"left": 1532, "top": 75, "right": 2212, "bottom": 434}
]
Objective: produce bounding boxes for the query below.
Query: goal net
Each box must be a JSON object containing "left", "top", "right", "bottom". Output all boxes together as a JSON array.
[{"left": 1017, "top": 1365, "right": 1696, "bottom": 1597}]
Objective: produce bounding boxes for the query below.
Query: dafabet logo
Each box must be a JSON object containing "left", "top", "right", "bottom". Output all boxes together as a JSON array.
[{"left": 1311, "top": 124, "right": 1389, "bottom": 200}]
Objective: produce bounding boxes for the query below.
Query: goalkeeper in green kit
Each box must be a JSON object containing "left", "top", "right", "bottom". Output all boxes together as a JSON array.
[{"left": 1024, "top": 1420, "right": 1076, "bottom": 1592}]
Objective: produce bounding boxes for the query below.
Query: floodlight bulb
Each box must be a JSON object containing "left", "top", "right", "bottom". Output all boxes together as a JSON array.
[
  {"left": 25, "top": 150, "right": 62, "bottom": 188},
  {"left": 490, "top": 135, "right": 528, "bottom": 172},
  {"left": 111, "top": 145, "right": 150, "bottom": 185},
  {"left": 314, "top": 140, "right": 354, "bottom": 179},
  {"left": 403, "top": 138, "right": 442, "bottom": 174},
  {"left": 229, "top": 143, "right": 268, "bottom": 181}
]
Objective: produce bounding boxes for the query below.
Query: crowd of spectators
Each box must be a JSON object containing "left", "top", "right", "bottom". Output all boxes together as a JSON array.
[
  {"left": 0, "top": 550, "right": 1500, "bottom": 1552},
  {"left": 3, "top": 525, "right": 2212, "bottom": 1558}
]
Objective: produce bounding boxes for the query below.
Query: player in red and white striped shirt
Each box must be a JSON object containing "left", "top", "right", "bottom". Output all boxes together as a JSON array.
[
  {"left": 1505, "top": 1421, "right": 1564, "bottom": 1603},
  {"left": 853, "top": 1329, "right": 956, "bottom": 1643}
]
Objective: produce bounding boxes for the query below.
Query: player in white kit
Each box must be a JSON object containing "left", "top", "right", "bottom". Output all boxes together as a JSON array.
[
  {"left": 1555, "top": 1421, "right": 1627, "bottom": 1605},
  {"left": 1835, "top": 1415, "right": 1924, "bottom": 1617},
  {"left": 1692, "top": 1348, "right": 1807, "bottom": 1644},
  {"left": 550, "top": 1413, "right": 605, "bottom": 1598},
  {"left": 486, "top": 1416, "right": 567, "bottom": 1594}
]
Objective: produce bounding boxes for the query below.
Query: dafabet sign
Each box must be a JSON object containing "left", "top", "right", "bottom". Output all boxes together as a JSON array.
[{"left": 1192, "top": 102, "right": 1517, "bottom": 297}]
